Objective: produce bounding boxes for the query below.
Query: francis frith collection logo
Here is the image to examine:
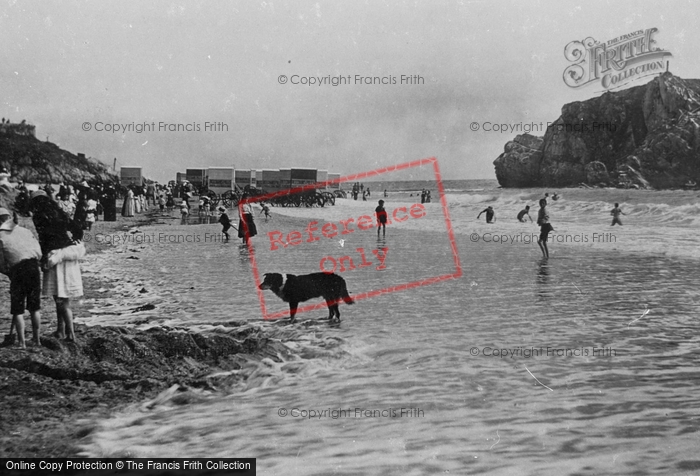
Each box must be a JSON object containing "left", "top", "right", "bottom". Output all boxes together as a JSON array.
[{"left": 563, "top": 28, "right": 672, "bottom": 91}]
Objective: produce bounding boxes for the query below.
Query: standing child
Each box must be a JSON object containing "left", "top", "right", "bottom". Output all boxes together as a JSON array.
[
  {"left": 0, "top": 209, "right": 43, "bottom": 348},
  {"left": 180, "top": 201, "right": 189, "bottom": 225},
  {"left": 610, "top": 203, "right": 626, "bottom": 226},
  {"left": 218, "top": 207, "right": 232, "bottom": 241},
  {"left": 85, "top": 194, "right": 98, "bottom": 231},
  {"left": 375, "top": 200, "right": 388, "bottom": 237},
  {"left": 166, "top": 193, "right": 175, "bottom": 212},
  {"left": 202, "top": 195, "right": 211, "bottom": 217}
]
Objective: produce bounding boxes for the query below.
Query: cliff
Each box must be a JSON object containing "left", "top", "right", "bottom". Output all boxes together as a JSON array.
[
  {"left": 0, "top": 123, "right": 117, "bottom": 184},
  {"left": 494, "top": 73, "right": 700, "bottom": 189}
]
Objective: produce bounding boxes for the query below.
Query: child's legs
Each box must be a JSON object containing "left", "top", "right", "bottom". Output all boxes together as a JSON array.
[
  {"left": 53, "top": 296, "right": 66, "bottom": 338},
  {"left": 29, "top": 310, "right": 41, "bottom": 344},
  {"left": 55, "top": 297, "right": 75, "bottom": 340},
  {"left": 12, "top": 314, "right": 26, "bottom": 347},
  {"left": 26, "top": 276, "right": 42, "bottom": 344},
  {"left": 10, "top": 267, "right": 38, "bottom": 346}
]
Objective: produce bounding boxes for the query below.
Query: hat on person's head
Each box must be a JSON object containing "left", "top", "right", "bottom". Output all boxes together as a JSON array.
[
  {"left": 218, "top": 206, "right": 226, "bottom": 212},
  {"left": 30, "top": 190, "right": 48, "bottom": 200},
  {"left": 0, "top": 207, "right": 10, "bottom": 216}
]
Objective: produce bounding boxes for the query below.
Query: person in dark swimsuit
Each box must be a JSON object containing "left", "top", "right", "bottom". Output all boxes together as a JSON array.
[
  {"left": 517, "top": 206, "right": 533, "bottom": 222},
  {"left": 477, "top": 206, "right": 495, "bottom": 223}
]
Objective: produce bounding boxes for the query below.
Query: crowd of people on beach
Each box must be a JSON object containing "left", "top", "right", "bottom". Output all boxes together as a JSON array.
[
  {"left": 351, "top": 183, "right": 371, "bottom": 201},
  {"left": 0, "top": 170, "right": 245, "bottom": 347}
]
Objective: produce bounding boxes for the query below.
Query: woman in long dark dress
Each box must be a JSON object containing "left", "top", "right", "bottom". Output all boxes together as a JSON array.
[{"left": 237, "top": 193, "right": 257, "bottom": 244}]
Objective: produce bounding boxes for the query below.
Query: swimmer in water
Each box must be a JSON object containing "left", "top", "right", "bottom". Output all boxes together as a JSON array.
[
  {"left": 477, "top": 206, "right": 495, "bottom": 223},
  {"left": 517, "top": 205, "right": 533, "bottom": 222},
  {"left": 610, "top": 203, "right": 626, "bottom": 226}
]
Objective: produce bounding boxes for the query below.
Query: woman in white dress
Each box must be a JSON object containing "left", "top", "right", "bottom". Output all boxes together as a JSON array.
[{"left": 122, "top": 188, "right": 135, "bottom": 217}]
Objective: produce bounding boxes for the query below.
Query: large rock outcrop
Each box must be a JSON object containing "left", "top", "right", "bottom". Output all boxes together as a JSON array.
[{"left": 494, "top": 73, "right": 700, "bottom": 188}]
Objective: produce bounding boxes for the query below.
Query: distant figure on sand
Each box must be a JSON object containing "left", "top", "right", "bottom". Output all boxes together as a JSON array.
[
  {"left": 477, "top": 206, "right": 495, "bottom": 223},
  {"left": 0, "top": 208, "right": 42, "bottom": 348},
  {"left": 552, "top": 192, "right": 560, "bottom": 201},
  {"left": 610, "top": 203, "right": 626, "bottom": 226},
  {"left": 517, "top": 205, "right": 533, "bottom": 222},
  {"left": 537, "top": 199, "right": 553, "bottom": 258},
  {"left": 259, "top": 203, "right": 272, "bottom": 222},
  {"left": 218, "top": 207, "right": 232, "bottom": 241},
  {"left": 375, "top": 200, "right": 387, "bottom": 237},
  {"left": 121, "top": 189, "right": 135, "bottom": 217}
]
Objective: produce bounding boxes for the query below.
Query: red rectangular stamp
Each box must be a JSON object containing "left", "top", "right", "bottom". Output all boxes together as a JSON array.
[{"left": 240, "top": 157, "right": 462, "bottom": 320}]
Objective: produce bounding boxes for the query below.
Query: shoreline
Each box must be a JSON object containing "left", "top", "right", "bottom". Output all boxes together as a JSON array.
[{"left": 0, "top": 209, "right": 291, "bottom": 458}]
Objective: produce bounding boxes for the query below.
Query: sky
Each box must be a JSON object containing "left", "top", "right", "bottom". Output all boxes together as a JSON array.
[{"left": 1, "top": 0, "right": 699, "bottom": 183}]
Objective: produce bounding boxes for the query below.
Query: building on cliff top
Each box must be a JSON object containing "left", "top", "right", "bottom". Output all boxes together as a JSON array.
[{"left": 0, "top": 119, "right": 36, "bottom": 137}]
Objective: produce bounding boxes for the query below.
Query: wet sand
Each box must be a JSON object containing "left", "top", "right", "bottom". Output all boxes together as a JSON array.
[{"left": 0, "top": 209, "right": 293, "bottom": 457}]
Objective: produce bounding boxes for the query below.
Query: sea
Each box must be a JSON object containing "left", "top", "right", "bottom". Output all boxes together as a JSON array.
[{"left": 77, "top": 179, "right": 700, "bottom": 475}]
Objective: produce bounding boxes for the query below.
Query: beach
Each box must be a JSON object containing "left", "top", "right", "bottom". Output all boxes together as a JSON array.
[
  {"left": 2, "top": 185, "right": 699, "bottom": 474},
  {"left": 0, "top": 210, "right": 296, "bottom": 457}
]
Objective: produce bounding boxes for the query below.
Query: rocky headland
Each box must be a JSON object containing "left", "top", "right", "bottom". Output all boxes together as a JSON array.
[
  {"left": 0, "top": 121, "right": 116, "bottom": 184},
  {"left": 494, "top": 73, "right": 700, "bottom": 189}
]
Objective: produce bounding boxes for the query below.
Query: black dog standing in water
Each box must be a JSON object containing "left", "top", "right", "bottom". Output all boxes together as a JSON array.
[{"left": 259, "top": 272, "right": 354, "bottom": 322}]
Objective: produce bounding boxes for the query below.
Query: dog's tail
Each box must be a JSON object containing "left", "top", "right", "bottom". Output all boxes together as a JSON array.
[{"left": 341, "top": 282, "right": 354, "bottom": 305}]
